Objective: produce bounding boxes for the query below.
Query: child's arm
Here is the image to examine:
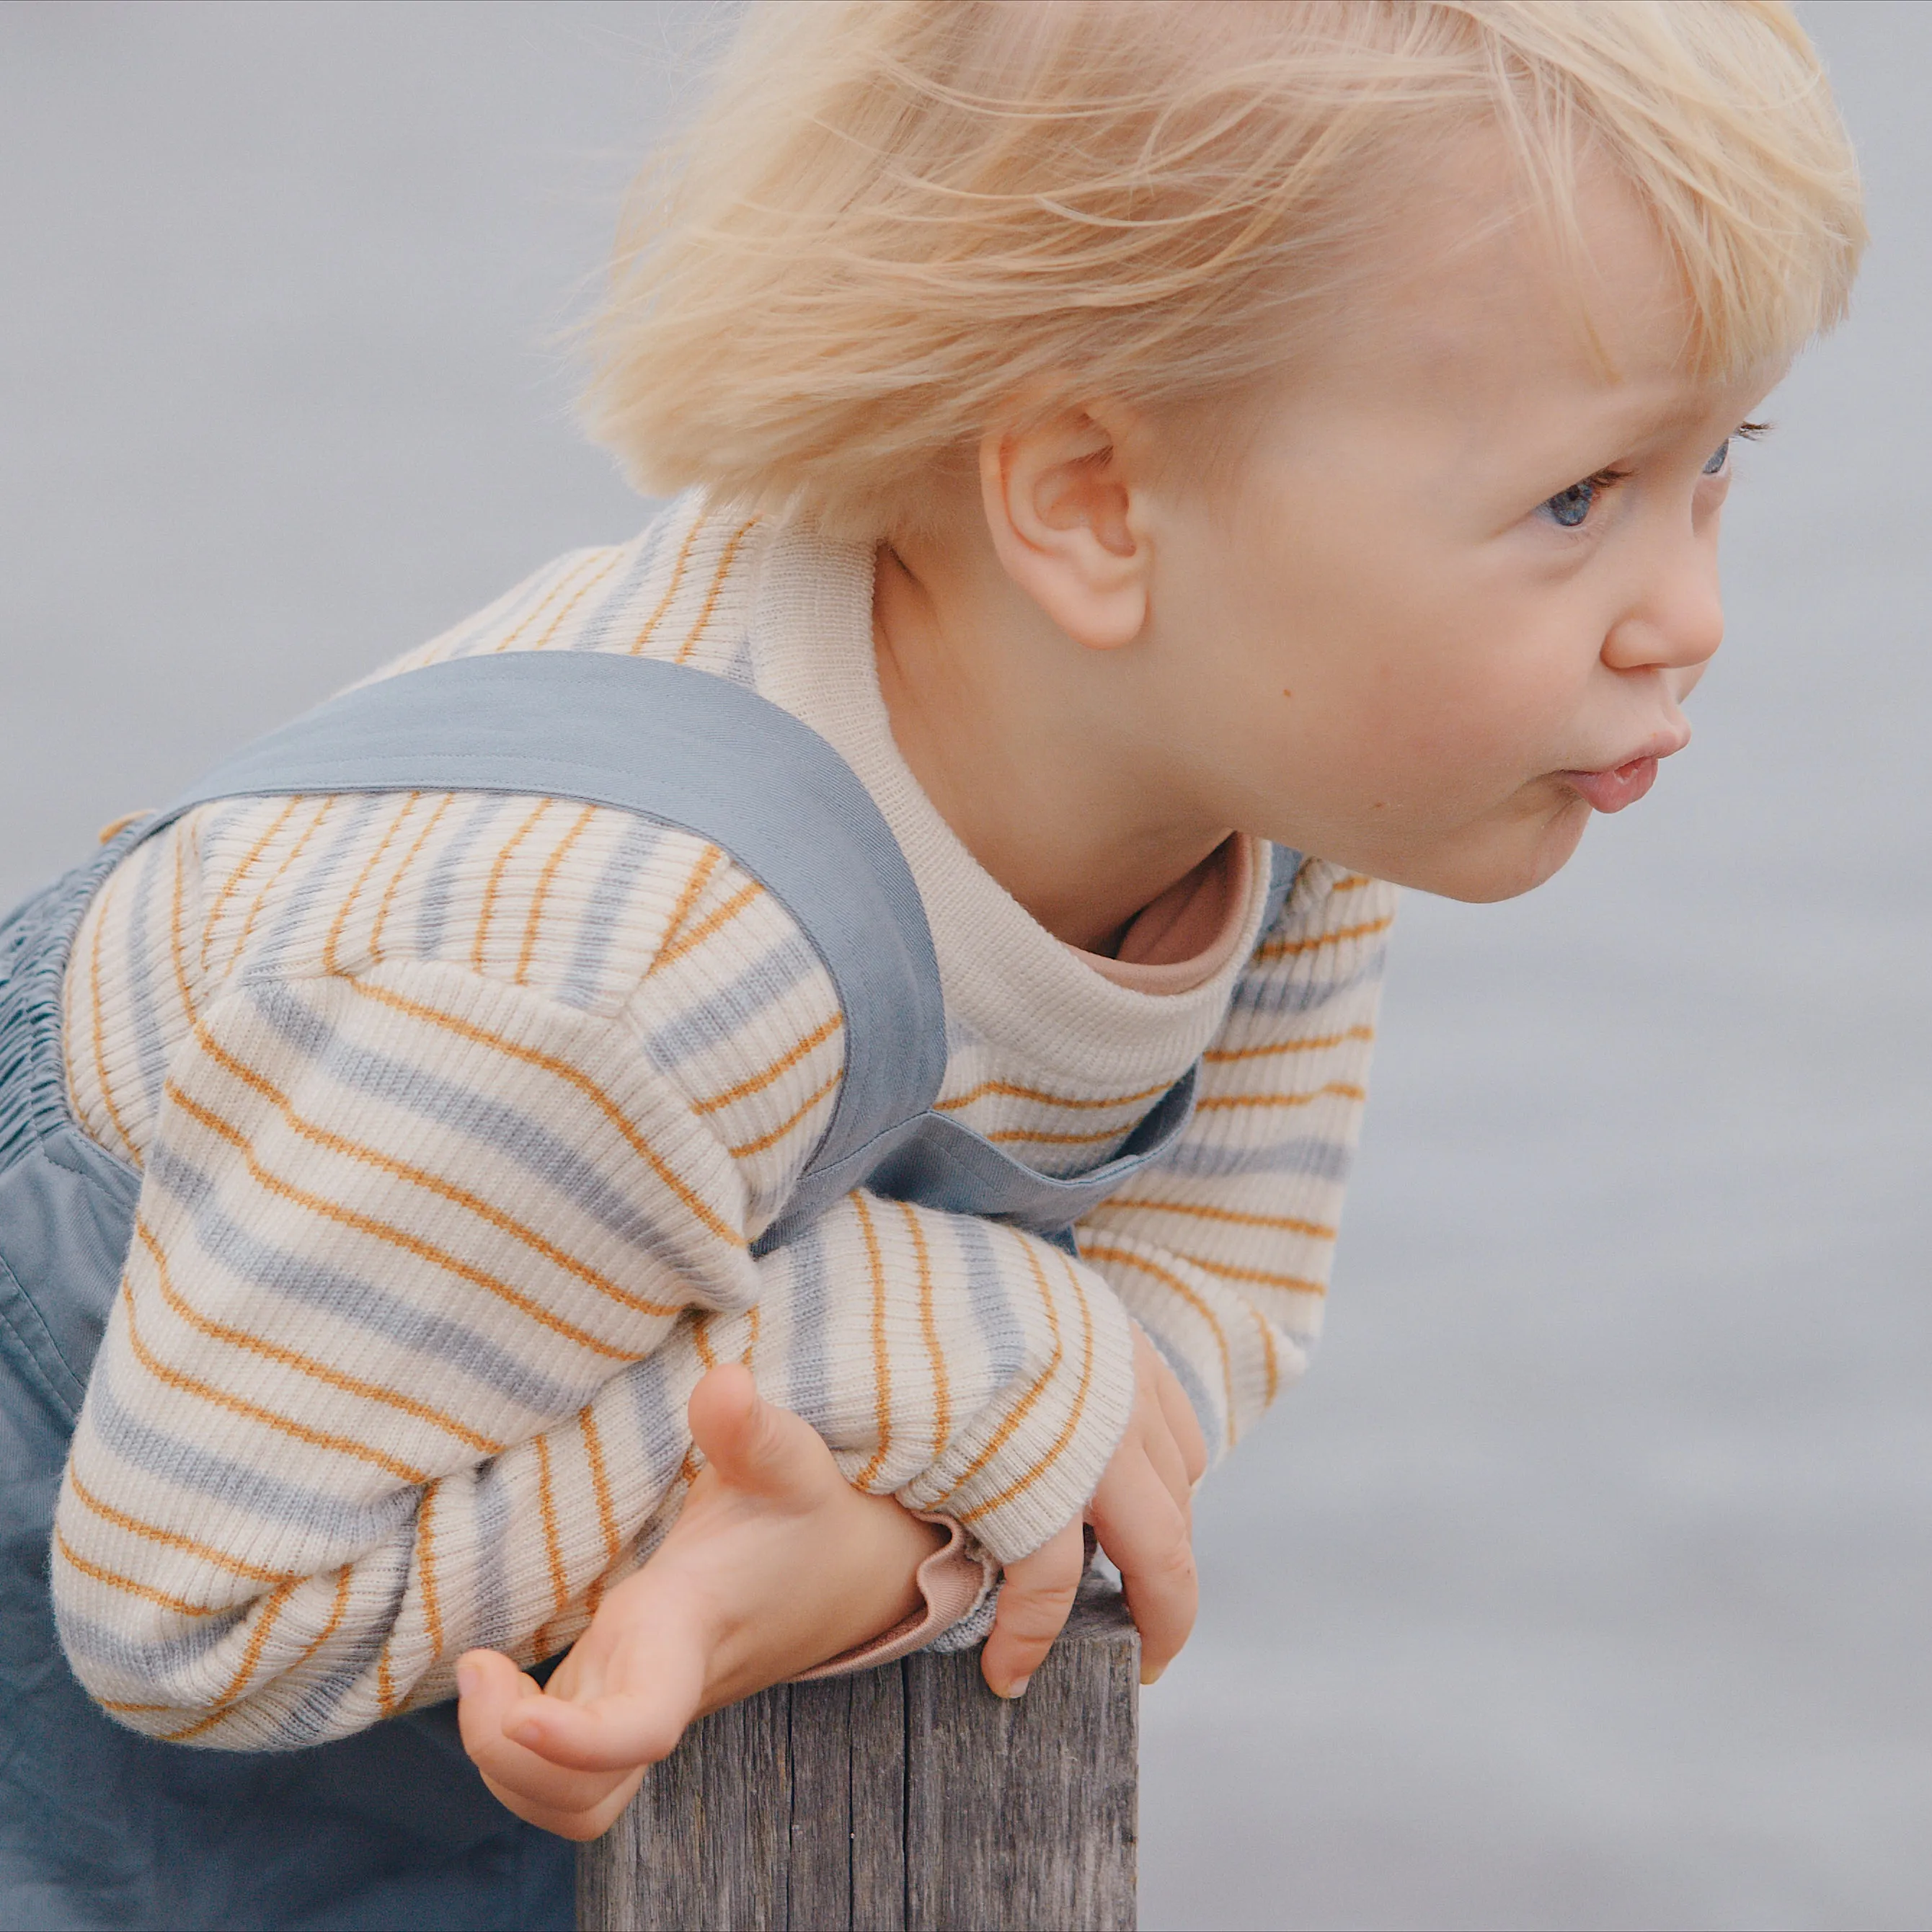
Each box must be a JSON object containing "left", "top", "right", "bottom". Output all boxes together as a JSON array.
[
  {"left": 1076, "top": 859, "right": 1397, "bottom": 1456},
  {"left": 51, "top": 809, "right": 1147, "bottom": 1746}
]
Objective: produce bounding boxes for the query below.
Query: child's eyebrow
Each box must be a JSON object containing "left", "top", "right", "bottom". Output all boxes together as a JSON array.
[{"left": 1575, "top": 396, "right": 1774, "bottom": 465}]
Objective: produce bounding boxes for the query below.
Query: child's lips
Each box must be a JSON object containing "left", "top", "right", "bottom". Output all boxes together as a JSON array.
[{"left": 1561, "top": 754, "right": 1660, "bottom": 813}]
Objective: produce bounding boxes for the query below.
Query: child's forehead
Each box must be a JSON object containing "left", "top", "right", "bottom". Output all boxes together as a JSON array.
[{"left": 1306, "top": 161, "right": 1686, "bottom": 386}]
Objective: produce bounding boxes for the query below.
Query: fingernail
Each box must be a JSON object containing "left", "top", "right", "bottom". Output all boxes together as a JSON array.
[
  {"left": 1000, "top": 1675, "right": 1030, "bottom": 1700},
  {"left": 1140, "top": 1664, "right": 1166, "bottom": 1687}
]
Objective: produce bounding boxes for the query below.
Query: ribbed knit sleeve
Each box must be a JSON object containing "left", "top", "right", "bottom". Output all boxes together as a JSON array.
[
  {"left": 52, "top": 789, "right": 1130, "bottom": 1747},
  {"left": 1076, "top": 861, "right": 1395, "bottom": 1458}
]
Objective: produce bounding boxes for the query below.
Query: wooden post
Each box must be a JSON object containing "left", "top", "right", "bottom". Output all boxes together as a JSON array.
[{"left": 577, "top": 1578, "right": 1138, "bottom": 1932}]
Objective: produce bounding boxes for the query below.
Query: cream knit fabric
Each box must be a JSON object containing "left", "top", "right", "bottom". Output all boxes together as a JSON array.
[{"left": 53, "top": 495, "right": 1394, "bottom": 1749}]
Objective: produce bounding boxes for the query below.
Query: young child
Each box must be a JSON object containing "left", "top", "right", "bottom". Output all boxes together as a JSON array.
[{"left": 1, "top": 2, "right": 1861, "bottom": 1925}]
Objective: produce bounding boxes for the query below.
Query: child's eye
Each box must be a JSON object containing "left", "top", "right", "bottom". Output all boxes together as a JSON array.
[
  {"left": 1538, "top": 468, "right": 1626, "bottom": 530},
  {"left": 1702, "top": 437, "right": 1731, "bottom": 475}
]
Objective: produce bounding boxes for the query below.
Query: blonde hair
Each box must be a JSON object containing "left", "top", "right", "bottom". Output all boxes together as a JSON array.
[{"left": 585, "top": 0, "right": 1864, "bottom": 537}]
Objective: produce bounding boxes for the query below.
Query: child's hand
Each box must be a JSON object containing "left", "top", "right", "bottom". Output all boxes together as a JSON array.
[
  {"left": 980, "top": 1323, "right": 1208, "bottom": 1697},
  {"left": 456, "top": 1365, "right": 944, "bottom": 1842}
]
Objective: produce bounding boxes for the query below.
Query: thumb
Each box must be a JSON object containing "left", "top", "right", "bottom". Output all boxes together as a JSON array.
[{"left": 685, "top": 1362, "right": 835, "bottom": 1504}]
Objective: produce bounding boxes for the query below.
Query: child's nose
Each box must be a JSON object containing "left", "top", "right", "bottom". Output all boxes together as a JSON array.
[{"left": 1600, "top": 537, "right": 1725, "bottom": 676}]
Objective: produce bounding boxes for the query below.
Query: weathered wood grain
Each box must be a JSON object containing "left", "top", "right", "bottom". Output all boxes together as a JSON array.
[{"left": 577, "top": 1579, "right": 1138, "bottom": 1932}]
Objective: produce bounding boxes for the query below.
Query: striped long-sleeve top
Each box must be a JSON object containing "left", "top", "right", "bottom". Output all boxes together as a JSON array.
[{"left": 52, "top": 494, "right": 1395, "bottom": 1750}]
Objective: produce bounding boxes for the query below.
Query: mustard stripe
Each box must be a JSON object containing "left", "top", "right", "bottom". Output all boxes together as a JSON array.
[
  {"left": 517, "top": 804, "right": 598, "bottom": 986},
  {"left": 1201, "top": 1024, "right": 1375, "bottom": 1065},
  {"left": 691, "top": 1012, "right": 843, "bottom": 1115},
  {"left": 54, "top": 1527, "right": 223, "bottom": 1618},
  {"left": 1189, "top": 1254, "right": 1329, "bottom": 1297},
  {"left": 529, "top": 547, "right": 626, "bottom": 652},
  {"left": 368, "top": 793, "right": 453, "bottom": 964},
  {"left": 1096, "top": 1197, "right": 1337, "bottom": 1241},
  {"left": 223, "top": 797, "right": 334, "bottom": 979},
  {"left": 489, "top": 549, "right": 612, "bottom": 657},
  {"left": 157, "top": 1579, "right": 296, "bottom": 1740},
  {"left": 136, "top": 1220, "right": 506, "bottom": 1457},
  {"left": 1081, "top": 1240, "right": 1238, "bottom": 1450},
  {"left": 902, "top": 1200, "right": 951, "bottom": 1456},
  {"left": 189, "top": 1017, "right": 681, "bottom": 1317},
  {"left": 1194, "top": 1081, "right": 1366, "bottom": 1114},
  {"left": 944, "top": 1240, "right": 1064, "bottom": 1496},
  {"left": 345, "top": 978, "right": 744, "bottom": 1248},
  {"left": 1254, "top": 915, "right": 1393, "bottom": 962},
  {"left": 323, "top": 793, "right": 417, "bottom": 976},
  {"left": 474, "top": 799, "right": 551, "bottom": 974},
  {"left": 163, "top": 1085, "right": 646, "bottom": 1360},
  {"left": 850, "top": 1195, "right": 895, "bottom": 1492},
  {"left": 957, "top": 1252, "right": 1097, "bottom": 1524},
  {"left": 673, "top": 520, "right": 758, "bottom": 666},
  {"left": 200, "top": 795, "right": 300, "bottom": 974},
  {"left": 651, "top": 844, "right": 722, "bottom": 971},
  {"left": 122, "top": 1264, "right": 430, "bottom": 1484},
  {"left": 534, "top": 1435, "right": 568, "bottom": 1618},
  {"left": 582, "top": 1407, "right": 621, "bottom": 1568},
  {"left": 66, "top": 1466, "right": 306, "bottom": 1587},
  {"left": 726, "top": 1068, "right": 841, "bottom": 1158},
  {"left": 85, "top": 863, "right": 138, "bottom": 1157},
  {"left": 652, "top": 877, "right": 762, "bottom": 973},
  {"left": 937, "top": 1076, "right": 1171, "bottom": 1115},
  {"left": 417, "top": 1481, "right": 444, "bottom": 1659},
  {"left": 627, "top": 515, "right": 706, "bottom": 655}
]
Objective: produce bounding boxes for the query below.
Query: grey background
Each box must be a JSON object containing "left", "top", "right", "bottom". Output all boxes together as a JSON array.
[{"left": 2, "top": 4, "right": 1925, "bottom": 1928}]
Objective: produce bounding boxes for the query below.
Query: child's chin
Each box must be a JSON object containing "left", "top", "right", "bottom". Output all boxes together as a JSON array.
[{"left": 1407, "top": 799, "right": 1592, "bottom": 903}]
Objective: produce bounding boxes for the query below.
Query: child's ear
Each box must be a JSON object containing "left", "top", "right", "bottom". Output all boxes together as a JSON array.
[{"left": 978, "top": 407, "right": 1152, "bottom": 650}]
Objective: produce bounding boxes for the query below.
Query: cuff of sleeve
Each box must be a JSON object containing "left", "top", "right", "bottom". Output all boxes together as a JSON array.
[
  {"left": 910, "top": 1268, "right": 1138, "bottom": 1564},
  {"left": 786, "top": 1514, "right": 996, "bottom": 1682}
]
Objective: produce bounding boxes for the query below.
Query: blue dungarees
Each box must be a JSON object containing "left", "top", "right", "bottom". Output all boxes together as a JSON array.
[{"left": 0, "top": 652, "right": 1297, "bottom": 1930}]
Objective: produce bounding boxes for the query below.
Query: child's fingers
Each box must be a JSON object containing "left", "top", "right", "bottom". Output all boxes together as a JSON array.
[
  {"left": 501, "top": 1658, "right": 704, "bottom": 1774},
  {"left": 981, "top": 1518, "right": 1084, "bottom": 1698},
  {"left": 1130, "top": 1326, "right": 1203, "bottom": 1512},
  {"left": 1148, "top": 1348, "right": 1209, "bottom": 1488},
  {"left": 456, "top": 1652, "right": 636, "bottom": 1833},
  {"left": 1088, "top": 1448, "right": 1197, "bottom": 1684},
  {"left": 1138, "top": 1402, "right": 1195, "bottom": 1521},
  {"left": 475, "top": 1764, "right": 649, "bottom": 1845}
]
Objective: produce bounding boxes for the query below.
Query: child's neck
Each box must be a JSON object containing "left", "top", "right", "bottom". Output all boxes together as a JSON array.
[{"left": 871, "top": 520, "right": 1232, "bottom": 955}]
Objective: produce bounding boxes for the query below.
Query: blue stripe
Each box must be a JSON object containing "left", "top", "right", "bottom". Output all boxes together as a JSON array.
[
  {"left": 1152, "top": 1133, "right": 1355, "bottom": 1184},
  {"left": 56, "top": 1599, "right": 249, "bottom": 1685},
  {"left": 956, "top": 1217, "right": 1028, "bottom": 1389},
  {"left": 413, "top": 795, "right": 510, "bottom": 959},
  {"left": 144, "top": 1143, "right": 621, "bottom": 1419},
  {"left": 557, "top": 819, "right": 665, "bottom": 1011},
  {"left": 637, "top": 931, "right": 831, "bottom": 1075},
  {"left": 1228, "top": 947, "right": 1386, "bottom": 1018},
  {"left": 237, "top": 978, "right": 730, "bottom": 1278},
  {"left": 252, "top": 793, "right": 386, "bottom": 978},
  {"left": 84, "top": 1368, "right": 418, "bottom": 1547}
]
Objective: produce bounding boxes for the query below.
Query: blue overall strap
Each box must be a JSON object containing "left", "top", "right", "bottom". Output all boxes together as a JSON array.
[
  {"left": 159, "top": 652, "right": 949, "bottom": 1190},
  {"left": 757, "top": 837, "right": 1304, "bottom": 1251},
  {"left": 154, "top": 653, "right": 1300, "bottom": 1253}
]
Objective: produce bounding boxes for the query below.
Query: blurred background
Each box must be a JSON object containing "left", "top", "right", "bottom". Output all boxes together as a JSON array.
[{"left": 2, "top": 4, "right": 1926, "bottom": 1927}]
